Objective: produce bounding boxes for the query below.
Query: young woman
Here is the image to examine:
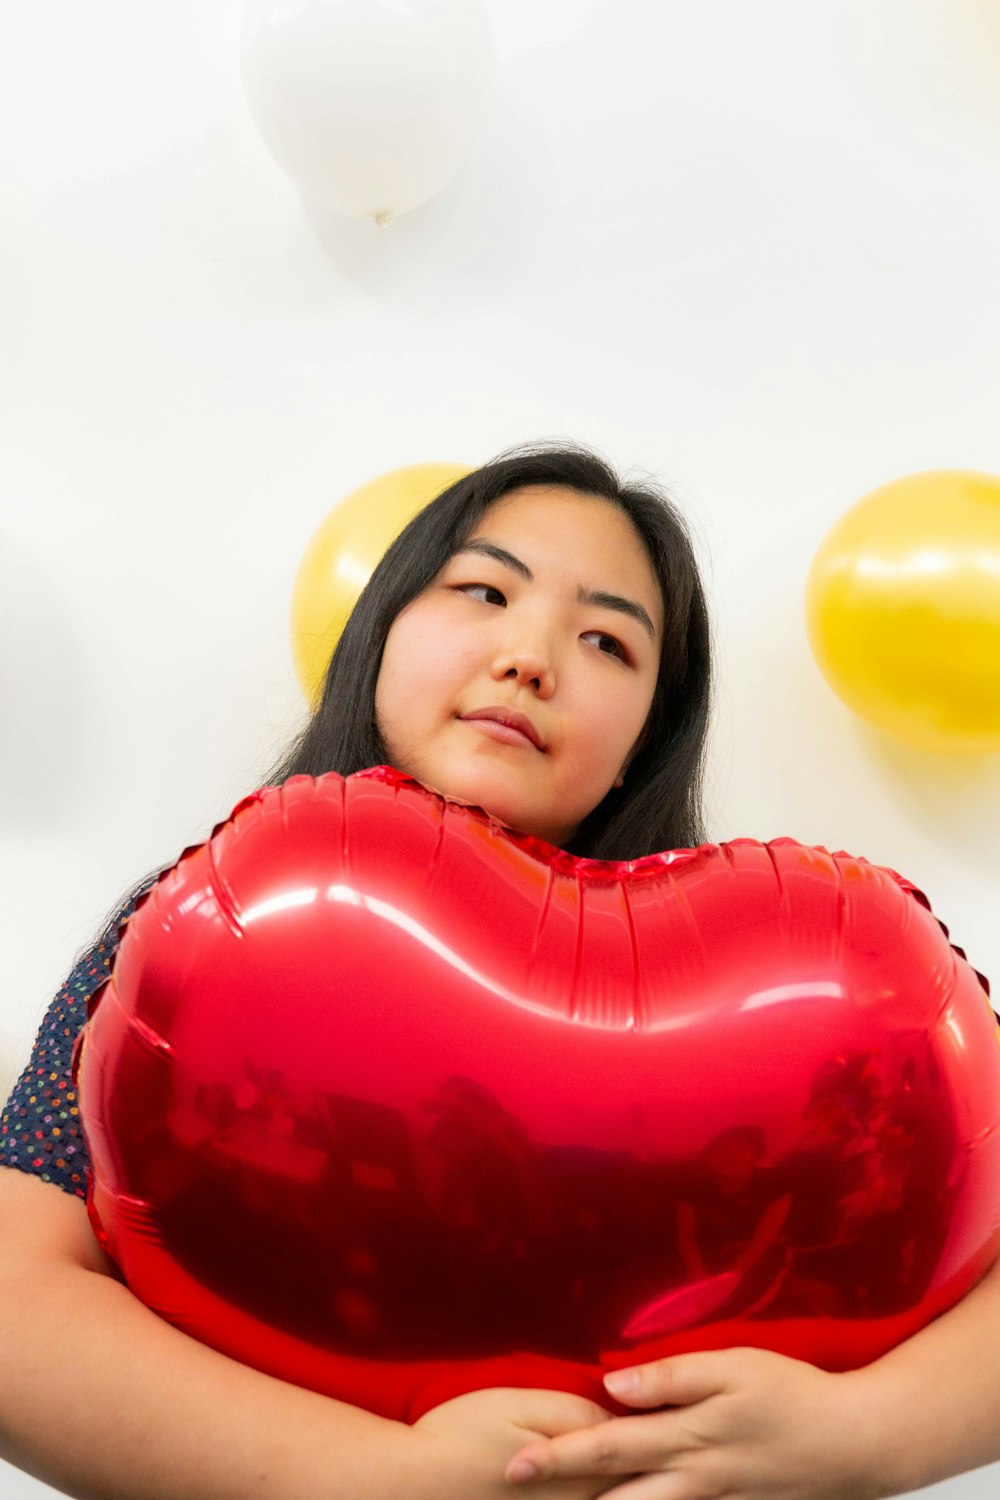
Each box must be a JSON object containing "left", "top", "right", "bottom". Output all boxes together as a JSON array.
[{"left": 1, "top": 442, "right": 998, "bottom": 1500}]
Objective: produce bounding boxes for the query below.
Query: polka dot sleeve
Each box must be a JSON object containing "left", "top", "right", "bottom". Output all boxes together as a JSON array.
[{"left": 0, "top": 885, "right": 154, "bottom": 1200}]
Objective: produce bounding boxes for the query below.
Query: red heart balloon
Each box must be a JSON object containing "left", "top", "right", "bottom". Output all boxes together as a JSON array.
[{"left": 74, "top": 767, "right": 1000, "bottom": 1422}]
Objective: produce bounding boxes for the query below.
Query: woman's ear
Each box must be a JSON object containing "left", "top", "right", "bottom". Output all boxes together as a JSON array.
[
  {"left": 615, "top": 723, "right": 650, "bottom": 787},
  {"left": 626, "top": 718, "right": 653, "bottom": 770}
]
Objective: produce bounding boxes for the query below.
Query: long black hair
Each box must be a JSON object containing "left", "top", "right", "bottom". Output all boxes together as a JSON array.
[{"left": 80, "top": 440, "right": 714, "bottom": 959}]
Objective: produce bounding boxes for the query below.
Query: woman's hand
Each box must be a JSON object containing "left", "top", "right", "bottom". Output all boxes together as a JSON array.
[
  {"left": 413, "top": 1385, "right": 633, "bottom": 1500},
  {"left": 502, "top": 1349, "right": 894, "bottom": 1500}
]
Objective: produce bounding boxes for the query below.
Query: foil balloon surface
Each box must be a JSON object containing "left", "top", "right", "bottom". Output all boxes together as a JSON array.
[{"left": 74, "top": 767, "right": 1000, "bottom": 1423}]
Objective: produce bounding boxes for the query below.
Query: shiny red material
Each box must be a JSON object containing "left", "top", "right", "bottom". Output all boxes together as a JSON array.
[{"left": 74, "top": 767, "right": 1000, "bottom": 1423}]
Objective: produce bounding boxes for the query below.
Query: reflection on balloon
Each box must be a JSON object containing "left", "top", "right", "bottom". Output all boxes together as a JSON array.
[
  {"left": 290, "top": 461, "right": 470, "bottom": 711},
  {"left": 240, "top": 0, "right": 497, "bottom": 224},
  {"left": 805, "top": 469, "right": 1000, "bottom": 753},
  {"left": 75, "top": 768, "right": 1000, "bottom": 1423}
]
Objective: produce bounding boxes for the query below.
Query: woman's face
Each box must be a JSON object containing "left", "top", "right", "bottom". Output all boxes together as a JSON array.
[{"left": 374, "top": 485, "right": 664, "bottom": 847}]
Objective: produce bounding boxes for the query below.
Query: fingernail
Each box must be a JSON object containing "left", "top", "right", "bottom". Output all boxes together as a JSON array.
[
  {"left": 506, "top": 1459, "right": 539, "bottom": 1483},
  {"left": 604, "top": 1368, "right": 639, "bottom": 1396}
]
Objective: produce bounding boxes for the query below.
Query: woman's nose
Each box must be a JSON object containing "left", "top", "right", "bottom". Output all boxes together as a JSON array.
[{"left": 492, "top": 647, "right": 554, "bottom": 693}]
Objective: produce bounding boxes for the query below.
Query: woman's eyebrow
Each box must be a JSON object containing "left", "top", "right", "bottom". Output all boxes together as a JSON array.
[{"left": 452, "top": 539, "right": 657, "bottom": 643}]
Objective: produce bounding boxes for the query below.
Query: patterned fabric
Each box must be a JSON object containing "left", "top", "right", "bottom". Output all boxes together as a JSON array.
[
  {"left": 0, "top": 791, "right": 274, "bottom": 1201},
  {"left": 0, "top": 883, "right": 155, "bottom": 1199}
]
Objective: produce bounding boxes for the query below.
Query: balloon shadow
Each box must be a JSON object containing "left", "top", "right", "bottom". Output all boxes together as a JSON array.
[
  {"left": 854, "top": 727, "right": 1000, "bottom": 877},
  {"left": 0, "top": 532, "right": 90, "bottom": 830},
  {"left": 295, "top": 87, "right": 550, "bottom": 317},
  {"left": 731, "top": 594, "right": 1000, "bottom": 876}
]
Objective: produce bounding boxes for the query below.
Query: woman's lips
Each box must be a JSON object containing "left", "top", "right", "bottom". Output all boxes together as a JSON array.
[{"left": 460, "top": 717, "right": 540, "bottom": 749}]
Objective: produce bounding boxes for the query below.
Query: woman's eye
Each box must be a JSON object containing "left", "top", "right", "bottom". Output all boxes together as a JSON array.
[
  {"left": 453, "top": 584, "right": 629, "bottom": 663},
  {"left": 457, "top": 583, "right": 505, "bottom": 606},
  {"left": 585, "top": 631, "right": 629, "bottom": 663}
]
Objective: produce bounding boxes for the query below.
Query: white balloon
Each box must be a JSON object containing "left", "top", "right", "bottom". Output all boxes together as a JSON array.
[{"left": 240, "top": 0, "right": 497, "bottom": 225}]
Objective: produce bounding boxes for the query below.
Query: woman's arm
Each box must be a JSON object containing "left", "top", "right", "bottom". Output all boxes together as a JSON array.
[
  {"left": 0, "top": 1169, "right": 622, "bottom": 1500},
  {"left": 847, "top": 1247, "right": 1000, "bottom": 1495},
  {"left": 502, "top": 1252, "right": 1000, "bottom": 1500},
  {"left": 0, "top": 1168, "right": 421, "bottom": 1500}
]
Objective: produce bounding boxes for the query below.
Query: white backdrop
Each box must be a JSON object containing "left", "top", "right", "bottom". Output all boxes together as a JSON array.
[{"left": 1, "top": 2, "right": 999, "bottom": 1495}]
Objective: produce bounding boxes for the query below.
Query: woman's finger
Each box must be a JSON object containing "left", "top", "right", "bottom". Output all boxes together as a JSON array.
[
  {"left": 506, "top": 1412, "right": 693, "bottom": 1483},
  {"left": 590, "top": 1470, "right": 693, "bottom": 1500},
  {"left": 605, "top": 1347, "right": 768, "bottom": 1409}
]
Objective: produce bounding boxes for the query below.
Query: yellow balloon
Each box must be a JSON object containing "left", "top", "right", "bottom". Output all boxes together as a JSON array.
[
  {"left": 805, "top": 470, "right": 1000, "bottom": 753},
  {"left": 290, "top": 461, "right": 472, "bottom": 711}
]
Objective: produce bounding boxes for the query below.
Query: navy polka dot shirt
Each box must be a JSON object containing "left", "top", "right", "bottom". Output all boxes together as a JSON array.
[{"left": 0, "top": 884, "right": 156, "bottom": 1199}]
